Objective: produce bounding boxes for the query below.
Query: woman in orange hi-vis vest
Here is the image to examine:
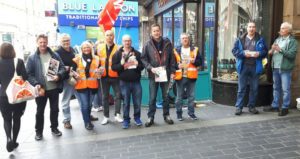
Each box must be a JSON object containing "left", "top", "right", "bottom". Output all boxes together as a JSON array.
[
  {"left": 173, "top": 33, "right": 202, "bottom": 121},
  {"left": 72, "top": 41, "right": 100, "bottom": 130}
]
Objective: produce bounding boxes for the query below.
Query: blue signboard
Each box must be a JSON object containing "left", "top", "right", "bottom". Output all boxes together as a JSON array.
[
  {"left": 57, "top": 0, "right": 139, "bottom": 27},
  {"left": 205, "top": 2, "right": 215, "bottom": 27}
]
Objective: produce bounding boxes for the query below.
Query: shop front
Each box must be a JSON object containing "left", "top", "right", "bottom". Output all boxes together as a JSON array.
[
  {"left": 57, "top": 0, "right": 139, "bottom": 49},
  {"left": 143, "top": 0, "right": 215, "bottom": 104},
  {"left": 212, "top": 0, "right": 283, "bottom": 106}
]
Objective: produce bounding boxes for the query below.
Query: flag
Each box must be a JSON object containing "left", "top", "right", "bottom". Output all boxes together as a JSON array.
[{"left": 98, "top": 0, "right": 124, "bottom": 31}]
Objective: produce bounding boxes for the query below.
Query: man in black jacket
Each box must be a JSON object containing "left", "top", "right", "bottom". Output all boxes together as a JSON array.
[
  {"left": 141, "top": 24, "right": 176, "bottom": 127},
  {"left": 112, "top": 35, "right": 144, "bottom": 129},
  {"left": 26, "top": 34, "right": 66, "bottom": 141},
  {"left": 56, "top": 33, "right": 77, "bottom": 129}
]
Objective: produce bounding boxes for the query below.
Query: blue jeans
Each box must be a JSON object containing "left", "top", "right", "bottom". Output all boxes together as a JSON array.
[
  {"left": 175, "top": 78, "right": 196, "bottom": 116},
  {"left": 76, "top": 89, "right": 94, "bottom": 125},
  {"left": 272, "top": 69, "right": 291, "bottom": 109},
  {"left": 120, "top": 80, "right": 142, "bottom": 121},
  {"left": 148, "top": 79, "right": 170, "bottom": 119},
  {"left": 92, "top": 79, "right": 103, "bottom": 108},
  {"left": 61, "top": 81, "right": 78, "bottom": 123},
  {"left": 235, "top": 64, "right": 259, "bottom": 109}
]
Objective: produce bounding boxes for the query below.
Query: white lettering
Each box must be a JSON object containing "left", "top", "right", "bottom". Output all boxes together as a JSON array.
[
  {"left": 62, "top": 3, "right": 88, "bottom": 11},
  {"left": 121, "top": 5, "right": 135, "bottom": 13}
]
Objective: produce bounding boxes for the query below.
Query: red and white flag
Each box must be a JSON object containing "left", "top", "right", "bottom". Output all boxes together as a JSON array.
[{"left": 98, "top": 0, "right": 124, "bottom": 31}]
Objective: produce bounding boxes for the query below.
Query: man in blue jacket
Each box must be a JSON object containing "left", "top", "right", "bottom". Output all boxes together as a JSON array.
[{"left": 232, "top": 22, "right": 268, "bottom": 115}]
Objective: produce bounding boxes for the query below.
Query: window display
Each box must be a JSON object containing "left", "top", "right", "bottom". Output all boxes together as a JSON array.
[{"left": 217, "top": 0, "right": 272, "bottom": 81}]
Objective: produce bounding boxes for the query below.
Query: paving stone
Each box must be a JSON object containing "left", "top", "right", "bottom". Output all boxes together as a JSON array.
[
  {"left": 237, "top": 145, "right": 263, "bottom": 153},
  {"left": 262, "top": 143, "right": 285, "bottom": 149},
  {"left": 199, "top": 150, "right": 224, "bottom": 157},
  {"left": 271, "top": 151, "right": 300, "bottom": 159}
]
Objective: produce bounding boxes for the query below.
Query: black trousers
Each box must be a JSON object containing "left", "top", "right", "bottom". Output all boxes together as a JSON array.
[
  {"left": 101, "top": 78, "right": 121, "bottom": 118},
  {"left": 35, "top": 89, "right": 59, "bottom": 133},
  {"left": 0, "top": 96, "right": 26, "bottom": 143}
]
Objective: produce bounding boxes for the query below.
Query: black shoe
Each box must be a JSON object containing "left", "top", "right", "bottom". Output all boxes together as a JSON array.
[
  {"left": 90, "top": 115, "right": 99, "bottom": 121},
  {"left": 249, "top": 107, "right": 259, "bottom": 114},
  {"left": 278, "top": 109, "right": 288, "bottom": 116},
  {"left": 188, "top": 114, "right": 198, "bottom": 120},
  {"left": 6, "top": 141, "right": 14, "bottom": 152},
  {"left": 164, "top": 115, "right": 174, "bottom": 125},
  {"left": 85, "top": 122, "right": 94, "bottom": 130},
  {"left": 51, "top": 128, "right": 62, "bottom": 136},
  {"left": 145, "top": 118, "right": 154, "bottom": 127},
  {"left": 235, "top": 108, "right": 242, "bottom": 115},
  {"left": 35, "top": 133, "right": 43, "bottom": 141},
  {"left": 13, "top": 142, "right": 19, "bottom": 149},
  {"left": 263, "top": 106, "right": 279, "bottom": 112}
]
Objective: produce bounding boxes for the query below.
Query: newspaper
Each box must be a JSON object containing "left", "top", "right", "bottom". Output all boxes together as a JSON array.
[
  {"left": 154, "top": 66, "right": 168, "bottom": 82},
  {"left": 46, "top": 58, "right": 59, "bottom": 81}
]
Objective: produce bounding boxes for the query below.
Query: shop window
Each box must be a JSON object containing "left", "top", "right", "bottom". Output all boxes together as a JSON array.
[
  {"left": 163, "top": 10, "right": 173, "bottom": 41},
  {"left": 174, "top": 4, "right": 183, "bottom": 47},
  {"left": 186, "top": 3, "right": 197, "bottom": 46},
  {"left": 217, "top": 0, "right": 272, "bottom": 81}
]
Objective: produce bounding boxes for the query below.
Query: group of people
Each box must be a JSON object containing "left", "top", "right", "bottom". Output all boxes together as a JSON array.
[
  {"left": 0, "top": 21, "right": 298, "bottom": 153},
  {"left": 232, "top": 21, "right": 298, "bottom": 116},
  {"left": 0, "top": 23, "right": 202, "bottom": 152}
]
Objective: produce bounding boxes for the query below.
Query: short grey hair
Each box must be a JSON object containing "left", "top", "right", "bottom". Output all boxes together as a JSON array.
[
  {"left": 122, "top": 34, "right": 131, "bottom": 41},
  {"left": 59, "top": 33, "right": 71, "bottom": 42},
  {"left": 180, "top": 33, "right": 190, "bottom": 39},
  {"left": 281, "top": 22, "right": 293, "bottom": 33}
]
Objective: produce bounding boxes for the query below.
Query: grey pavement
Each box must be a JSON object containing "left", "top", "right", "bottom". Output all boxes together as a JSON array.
[{"left": 0, "top": 99, "right": 300, "bottom": 159}]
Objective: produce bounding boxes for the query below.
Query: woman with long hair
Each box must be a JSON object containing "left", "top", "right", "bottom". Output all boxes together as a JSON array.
[{"left": 0, "top": 43, "right": 28, "bottom": 152}]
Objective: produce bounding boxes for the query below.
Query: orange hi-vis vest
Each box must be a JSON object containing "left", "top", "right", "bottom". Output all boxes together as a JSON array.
[
  {"left": 73, "top": 55, "right": 100, "bottom": 90},
  {"left": 173, "top": 47, "right": 199, "bottom": 80},
  {"left": 97, "top": 44, "right": 119, "bottom": 78}
]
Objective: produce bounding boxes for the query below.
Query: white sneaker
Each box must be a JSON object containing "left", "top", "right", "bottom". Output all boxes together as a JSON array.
[
  {"left": 99, "top": 106, "right": 103, "bottom": 111},
  {"left": 101, "top": 117, "right": 109, "bottom": 125},
  {"left": 91, "top": 107, "right": 102, "bottom": 112},
  {"left": 114, "top": 114, "right": 123, "bottom": 123}
]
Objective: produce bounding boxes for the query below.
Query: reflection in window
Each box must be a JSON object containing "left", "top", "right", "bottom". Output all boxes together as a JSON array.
[
  {"left": 163, "top": 10, "right": 172, "bottom": 41},
  {"left": 174, "top": 4, "right": 183, "bottom": 47},
  {"left": 217, "top": 0, "right": 271, "bottom": 81},
  {"left": 186, "top": 3, "right": 197, "bottom": 46}
]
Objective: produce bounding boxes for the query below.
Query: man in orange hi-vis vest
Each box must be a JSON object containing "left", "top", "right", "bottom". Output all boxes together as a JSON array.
[
  {"left": 173, "top": 33, "right": 202, "bottom": 121},
  {"left": 98, "top": 30, "right": 123, "bottom": 125}
]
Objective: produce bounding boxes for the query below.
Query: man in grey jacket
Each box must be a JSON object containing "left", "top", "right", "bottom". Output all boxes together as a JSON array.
[
  {"left": 26, "top": 34, "right": 66, "bottom": 141},
  {"left": 141, "top": 24, "right": 176, "bottom": 127}
]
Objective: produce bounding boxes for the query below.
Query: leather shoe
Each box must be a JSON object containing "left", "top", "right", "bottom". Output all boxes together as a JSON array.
[
  {"left": 145, "top": 118, "right": 154, "bottom": 127},
  {"left": 278, "top": 109, "right": 288, "bottom": 116},
  {"left": 6, "top": 141, "right": 14, "bottom": 152},
  {"left": 249, "top": 107, "right": 259, "bottom": 114},
  {"left": 235, "top": 108, "right": 242, "bottom": 115},
  {"left": 164, "top": 115, "right": 174, "bottom": 125}
]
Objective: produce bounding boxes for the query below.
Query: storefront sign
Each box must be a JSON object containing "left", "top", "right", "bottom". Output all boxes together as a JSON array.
[
  {"left": 57, "top": 0, "right": 138, "bottom": 27},
  {"left": 153, "top": 0, "right": 181, "bottom": 15},
  {"left": 205, "top": 3, "right": 215, "bottom": 27}
]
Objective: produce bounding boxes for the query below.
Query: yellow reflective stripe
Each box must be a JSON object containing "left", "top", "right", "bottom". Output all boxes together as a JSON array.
[
  {"left": 176, "top": 70, "right": 182, "bottom": 72},
  {"left": 187, "top": 68, "right": 197, "bottom": 71},
  {"left": 80, "top": 77, "right": 98, "bottom": 81},
  {"left": 77, "top": 70, "right": 85, "bottom": 73}
]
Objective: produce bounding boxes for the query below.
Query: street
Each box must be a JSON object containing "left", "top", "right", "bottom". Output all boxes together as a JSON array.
[{"left": 0, "top": 100, "right": 300, "bottom": 159}]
